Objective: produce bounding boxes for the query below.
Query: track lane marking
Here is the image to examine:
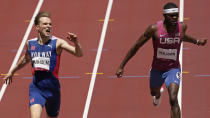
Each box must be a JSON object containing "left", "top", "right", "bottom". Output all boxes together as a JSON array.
[
  {"left": 82, "top": 0, "right": 113, "bottom": 118},
  {"left": 0, "top": 0, "right": 44, "bottom": 102},
  {"left": 179, "top": 0, "right": 184, "bottom": 116},
  {"left": 98, "top": 18, "right": 114, "bottom": 22},
  {"left": 85, "top": 72, "right": 104, "bottom": 75}
]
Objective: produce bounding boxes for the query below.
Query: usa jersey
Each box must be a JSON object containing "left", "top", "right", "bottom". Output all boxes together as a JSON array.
[
  {"left": 28, "top": 36, "right": 61, "bottom": 91},
  {"left": 152, "top": 21, "right": 182, "bottom": 71}
]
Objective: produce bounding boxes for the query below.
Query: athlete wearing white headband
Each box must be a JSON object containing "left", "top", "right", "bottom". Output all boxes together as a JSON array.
[
  {"left": 164, "top": 8, "right": 179, "bottom": 14},
  {"left": 116, "top": 2, "right": 207, "bottom": 118}
]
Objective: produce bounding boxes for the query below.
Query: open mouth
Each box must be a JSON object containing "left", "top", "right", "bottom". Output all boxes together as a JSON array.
[{"left": 46, "top": 29, "right": 51, "bottom": 33}]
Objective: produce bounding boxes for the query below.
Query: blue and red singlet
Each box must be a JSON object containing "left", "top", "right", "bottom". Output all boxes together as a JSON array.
[{"left": 28, "top": 36, "right": 61, "bottom": 116}]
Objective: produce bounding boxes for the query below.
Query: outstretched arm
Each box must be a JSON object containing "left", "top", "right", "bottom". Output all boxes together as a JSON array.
[
  {"left": 59, "top": 32, "right": 83, "bottom": 57},
  {"left": 182, "top": 22, "right": 207, "bottom": 46},
  {"left": 4, "top": 42, "right": 31, "bottom": 84},
  {"left": 116, "top": 24, "right": 156, "bottom": 78}
]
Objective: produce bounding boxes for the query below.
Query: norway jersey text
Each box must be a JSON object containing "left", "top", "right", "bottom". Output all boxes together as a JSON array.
[{"left": 31, "top": 51, "right": 52, "bottom": 70}]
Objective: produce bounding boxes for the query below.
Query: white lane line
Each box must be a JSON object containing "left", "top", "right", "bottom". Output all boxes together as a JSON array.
[
  {"left": 82, "top": 0, "right": 113, "bottom": 118},
  {"left": 178, "top": 0, "right": 184, "bottom": 115},
  {"left": 0, "top": 0, "right": 44, "bottom": 102}
]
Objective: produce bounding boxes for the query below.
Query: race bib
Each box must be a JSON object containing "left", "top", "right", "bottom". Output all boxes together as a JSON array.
[
  {"left": 157, "top": 48, "right": 177, "bottom": 61},
  {"left": 32, "top": 57, "right": 50, "bottom": 70}
]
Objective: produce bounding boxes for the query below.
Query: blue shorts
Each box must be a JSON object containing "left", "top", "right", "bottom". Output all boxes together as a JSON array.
[
  {"left": 150, "top": 68, "right": 181, "bottom": 88},
  {"left": 29, "top": 83, "right": 60, "bottom": 117}
]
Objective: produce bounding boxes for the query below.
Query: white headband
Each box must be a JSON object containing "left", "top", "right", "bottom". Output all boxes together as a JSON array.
[{"left": 163, "top": 8, "right": 179, "bottom": 14}]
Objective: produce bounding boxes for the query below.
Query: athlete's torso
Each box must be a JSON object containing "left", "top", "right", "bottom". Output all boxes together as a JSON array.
[
  {"left": 152, "top": 21, "right": 182, "bottom": 71},
  {"left": 28, "top": 36, "right": 61, "bottom": 92}
]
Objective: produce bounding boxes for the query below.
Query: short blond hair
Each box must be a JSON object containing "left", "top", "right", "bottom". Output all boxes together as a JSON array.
[{"left": 34, "top": 11, "right": 51, "bottom": 25}]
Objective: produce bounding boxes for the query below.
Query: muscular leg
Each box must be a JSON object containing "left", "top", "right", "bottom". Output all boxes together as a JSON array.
[
  {"left": 150, "top": 69, "right": 165, "bottom": 99},
  {"left": 30, "top": 104, "right": 43, "bottom": 118},
  {"left": 30, "top": 104, "right": 58, "bottom": 118},
  {"left": 45, "top": 94, "right": 60, "bottom": 118},
  {"left": 168, "top": 83, "right": 180, "bottom": 118}
]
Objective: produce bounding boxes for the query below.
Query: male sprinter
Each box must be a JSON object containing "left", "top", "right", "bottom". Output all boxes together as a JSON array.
[
  {"left": 4, "top": 12, "right": 83, "bottom": 118},
  {"left": 116, "top": 2, "right": 207, "bottom": 118}
]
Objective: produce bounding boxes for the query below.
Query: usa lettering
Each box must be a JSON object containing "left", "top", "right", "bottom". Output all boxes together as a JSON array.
[
  {"left": 31, "top": 51, "right": 52, "bottom": 58},
  {"left": 160, "top": 37, "right": 180, "bottom": 44}
]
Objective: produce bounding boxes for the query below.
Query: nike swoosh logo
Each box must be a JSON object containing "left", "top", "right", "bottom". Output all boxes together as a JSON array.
[
  {"left": 47, "top": 45, "right": 52, "bottom": 48},
  {"left": 160, "top": 34, "right": 167, "bottom": 37}
]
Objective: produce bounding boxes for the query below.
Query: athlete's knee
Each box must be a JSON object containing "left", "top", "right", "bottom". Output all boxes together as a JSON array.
[
  {"left": 169, "top": 95, "right": 179, "bottom": 107},
  {"left": 168, "top": 89, "right": 178, "bottom": 107},
  {"left": 30, "top": 104, "right": 43, "bottom": 118},
  {"left": 168, "top": 83, "right": 179, "bottom": 106}
]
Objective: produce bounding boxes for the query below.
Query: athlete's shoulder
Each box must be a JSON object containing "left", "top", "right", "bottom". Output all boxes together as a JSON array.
[
  {"left": 51, "top": 36, "right": 60, "bottom": 40},
  {"left": 53, "top": 36, "right": 68, "bottom": 48},
  {"left": 50, "top": 36, "right": 63, "bottom": 44},
  {"left": 146, "top": 21, "right": 160, "bottom": 31},
  {"left": 149, "top": 23, "right": 158, "bottom": 31},
  {"left": 50, "top": 35, "right": 61, "bottom": 41},
  {"left": 27, "top": 37, "right": 38, "bottom": 47},
  {"left": 146, "top": 23, "right": 158, "bottom": 34},
  {"left": 28, "top": 37, "right": 38, "bottom": 42},
  {"left": 54, "top": 37, "right": 65, "bottom": 43}
]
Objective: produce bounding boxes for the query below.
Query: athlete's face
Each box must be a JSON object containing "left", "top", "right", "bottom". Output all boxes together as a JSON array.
[
  {"left": 164, "top": 12, "right": 179, "bottom": 26},
  {"left": 36, "top": 17, "right": 52, "bottom": 37}
]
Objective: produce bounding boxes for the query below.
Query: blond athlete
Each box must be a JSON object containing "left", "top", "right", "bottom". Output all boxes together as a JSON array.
[{"left": 4, "top": 12, "right": 83, "bottom": 118}]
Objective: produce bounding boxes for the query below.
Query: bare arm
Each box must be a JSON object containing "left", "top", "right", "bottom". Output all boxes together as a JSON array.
[
  {"left": 4, "top": 42, "right": 31, "bottom": 84},
  {"left": 116, "top": 24, "right": 156, "bottom": 77},
  {"left": 182, "top": 22, "right": 207, "bottom": 46},
  {"left": 59, "top": 32, "right": 83, "bottom": 57}
]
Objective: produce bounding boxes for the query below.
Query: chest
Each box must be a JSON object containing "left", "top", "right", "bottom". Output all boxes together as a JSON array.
[
  {"left": 159, "top": 33, "right": 181, "bottom": 45},
  {"left": 29, "top": 40, "right": 57, "bottom": 59}
]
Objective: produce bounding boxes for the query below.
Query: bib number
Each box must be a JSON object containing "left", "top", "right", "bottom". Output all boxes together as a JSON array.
[
  {"left": 32, "top": 57, "right": 50, "bottom": 70},
  {"left": 157, "top": 48, "right": 177, "bottom": 61}
]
